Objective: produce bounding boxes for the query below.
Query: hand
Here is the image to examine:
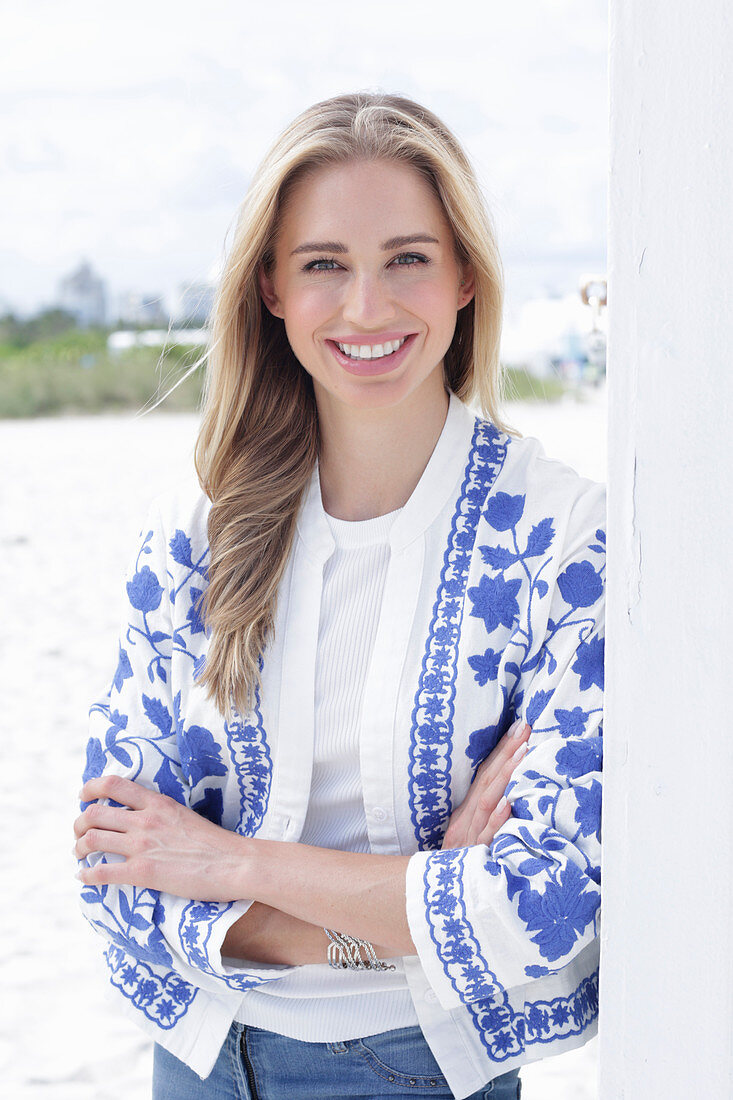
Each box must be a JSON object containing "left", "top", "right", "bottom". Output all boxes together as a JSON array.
[
  {"left": 73, "top": 775, "right": 250, "bottom": 901},
  {"left": 441, "top": 719, "right": 532, "bottom": 850}
]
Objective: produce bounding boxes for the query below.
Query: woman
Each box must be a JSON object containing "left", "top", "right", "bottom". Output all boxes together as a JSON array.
[{"left": 74, "top": 92, "right": 604, "bottom": 1100}]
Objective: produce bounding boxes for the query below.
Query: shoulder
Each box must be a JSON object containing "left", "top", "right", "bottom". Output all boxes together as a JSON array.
[
  {"left": 138, "top": 476, "right": 212, "bottom": 560},
  {"left": 477, "top": 420, "right": 605, "bottom": 538}
]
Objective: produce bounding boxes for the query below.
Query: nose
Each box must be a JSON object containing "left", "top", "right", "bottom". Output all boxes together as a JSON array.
[{"left": 341, "top": 270, "right": 396, "bottom": 330}]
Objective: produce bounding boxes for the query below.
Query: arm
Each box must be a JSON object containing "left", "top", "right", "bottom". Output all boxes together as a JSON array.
[
  {"left": 78, "top": 720, "right": 533, "bottom": 964},
  {"left": 221, "top": 717, "right": 532, "bottom": 962},
  {"left": 75, "top": 502, "right": 298, "bottom": 994},
  {"left": 402, "top": 485, "right": 606, "bottom": 1009}
]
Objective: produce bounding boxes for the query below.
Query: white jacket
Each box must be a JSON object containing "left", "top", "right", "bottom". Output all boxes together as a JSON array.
[{"left": 78, "top": 392, "right": 605, "bottom": 1100}]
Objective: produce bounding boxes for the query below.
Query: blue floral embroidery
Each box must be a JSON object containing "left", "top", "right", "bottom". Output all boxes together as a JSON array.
[
  {"left": 113, "top": 644, "right": 133, "bottom": 692},
  {"left": 465, "top": 490, "right": 560, "bottom": 768},
  {"left": 572, "top": 635, "right": 604, "bottom": 691},
  {"left": 178, "top": 720, "right": 228, "bottom": 788},
  {"left": 420, "top": 848, "right": 506, "bottom": 1006},
  {"left": 177, "top": 902, "right": 269, "bottom": 991},
  {"left": 415, "top": 450, "right": 604, "bottom": 1022},
  {"left": 468, "top": 573, "right": 522, "bottom": 635},
  {"left": 515, "top": 860, "right": 599, "bottom": 962},
  {"left": 408, "top": 419, "right": 508, "bottom": 849},
  {"left": 225, "top": 679, "right": 273, "bottom": 837},
  {"left": 83, "top": 694, "right": 184, "bottom": 793},
  {"left": 172, "top": 685, "right": 274, "bottom": 983},
  {"left": 467, "top": 970, "right": 599, "bottom": 1061},
  {"left": 105, "top": 944, "right": 197, "bottom": 1027},
  {"left": 123, "top": 531, "right": 172, "bottom": 685},
  {"left": 81, "top": 517, "right": 275, "bottom": 1014},
  {"left": 82, "top": 882, "right": 175, "bottom": 968},
  {"left": 557, "top": 561, "right": 603, "bottom": 609},
  {"left": 167, "top": 528, "right": 209, "bottom": 660},
  {"left": 127, "top": 563, "right": 164, "bottom": 613}
]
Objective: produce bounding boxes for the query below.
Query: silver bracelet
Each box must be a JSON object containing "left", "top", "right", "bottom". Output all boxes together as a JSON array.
[{"left": 324, "top": 928, "right": 396, "bottom": 971}]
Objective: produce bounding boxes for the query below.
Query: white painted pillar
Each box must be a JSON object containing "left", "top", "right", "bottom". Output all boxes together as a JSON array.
[{"left": 600, "top": 2, "right": 733, "bottom": 1096}]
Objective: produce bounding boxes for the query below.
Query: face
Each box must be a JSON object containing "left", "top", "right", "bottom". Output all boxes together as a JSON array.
[{"left": 258, "top": 159, "right": 475, "bottom": 416}]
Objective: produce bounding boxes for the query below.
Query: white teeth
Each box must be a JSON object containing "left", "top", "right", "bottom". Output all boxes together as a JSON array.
[{"left": 335, "top": 337, "right": 408, "bottom": 360}]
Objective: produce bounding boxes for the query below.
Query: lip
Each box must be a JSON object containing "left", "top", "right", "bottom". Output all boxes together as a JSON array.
[{"left": 326, "top": 333, "right": 417, "bottom": 377}]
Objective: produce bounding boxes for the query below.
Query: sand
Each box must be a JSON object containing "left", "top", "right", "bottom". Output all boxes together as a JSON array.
[{"left": 1, "top": 385, "right": 606, "bottom": 1098}]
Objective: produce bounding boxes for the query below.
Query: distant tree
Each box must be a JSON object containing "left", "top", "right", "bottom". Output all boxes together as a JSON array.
[{"left": 0, "top": 307, "right": 81, "bottom": 348}]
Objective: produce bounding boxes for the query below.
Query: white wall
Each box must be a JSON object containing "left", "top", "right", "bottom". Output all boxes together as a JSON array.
[{"left": 601, "top": 2, "right": 733, "bottom": 1096}]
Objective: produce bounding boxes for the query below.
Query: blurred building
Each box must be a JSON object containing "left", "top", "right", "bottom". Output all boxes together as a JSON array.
[
  {"left": 57, "top": 260, "right": 107, "bottom": 327},
  {"left": 500, "top": 287, "right": 607, "bottom": 381},
  {"left": 174, "top": 280, "right": 215, "bottom": 326},
  {"left": 115, "top": 290, "right": 168, "bottom": 327}
]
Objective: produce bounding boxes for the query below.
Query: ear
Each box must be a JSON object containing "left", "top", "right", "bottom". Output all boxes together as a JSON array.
[
  {"left": 258, "top": 265, "right": 284, "bottom": 318},
  {"left": 458, "top": 262, "right": 476, "bottom": 310}
]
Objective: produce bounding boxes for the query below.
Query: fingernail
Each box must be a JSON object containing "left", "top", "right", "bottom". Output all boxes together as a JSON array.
[
  {"left": 512, "top": 743, "right": 528, "bottom": 763},
  {"left": 495, "top": 795, "right": 508, "bottom": 814},
  {"left": 510, "top": 719, "right": 524, "bottom": 737}
]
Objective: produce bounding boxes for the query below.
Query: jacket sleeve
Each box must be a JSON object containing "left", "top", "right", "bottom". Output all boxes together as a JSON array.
[
  {"left": 77, "top": 500, "right": 297, "bottom": 997},
  {"left": 405, "top": 481, "right": 605, "bottom": 1011}
]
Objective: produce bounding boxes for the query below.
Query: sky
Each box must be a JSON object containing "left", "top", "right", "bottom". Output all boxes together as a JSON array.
[{"left": 0, "top": 0, "right": 608, "bottom": 322}]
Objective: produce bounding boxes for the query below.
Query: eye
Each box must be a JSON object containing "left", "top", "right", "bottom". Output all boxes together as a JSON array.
[
  {"left": 303, "top": 257, "right": 340, "bottom": 273},
  {"left": 391, "top": 252, "right": 429, "bottom": 268}
]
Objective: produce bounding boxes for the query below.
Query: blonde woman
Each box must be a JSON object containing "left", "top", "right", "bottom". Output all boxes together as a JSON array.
[{"left": 73, "top": 92, "right": 604, "bottom": 1100}]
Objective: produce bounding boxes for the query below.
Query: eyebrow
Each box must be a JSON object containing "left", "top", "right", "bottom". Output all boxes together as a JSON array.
[{"left": 290, "top": 233, "right": 440, "bottom": 256}]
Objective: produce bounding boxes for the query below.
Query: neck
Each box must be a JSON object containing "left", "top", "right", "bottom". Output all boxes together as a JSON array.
[{"left": 316, "top": 381, "right": 451, "bottom": 521}]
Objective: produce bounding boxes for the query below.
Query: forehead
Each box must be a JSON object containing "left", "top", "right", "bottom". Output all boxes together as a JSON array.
[{"left": 277, "top": 159, "right": 451, "bottom": 245}]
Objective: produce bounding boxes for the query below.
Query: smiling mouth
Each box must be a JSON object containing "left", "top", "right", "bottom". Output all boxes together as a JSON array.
[{"left": 333, "top": 336, "right": 409, "bottom": 361}]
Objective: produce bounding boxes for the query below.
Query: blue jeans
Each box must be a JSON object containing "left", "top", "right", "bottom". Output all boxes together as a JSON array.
[{"left": 152, "top": 1021, "right": 522, "bottom": 1099}]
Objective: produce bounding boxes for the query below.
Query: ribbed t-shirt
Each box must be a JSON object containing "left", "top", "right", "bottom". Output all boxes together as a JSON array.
[{"left": 235, "top": 499, "right": 420, "bottom": 1040}]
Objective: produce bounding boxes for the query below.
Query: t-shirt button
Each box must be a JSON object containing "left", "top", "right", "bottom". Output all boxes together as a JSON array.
[
  {"left": 424, "top": 989, "right": 438, "bottom": 1004},
  {"left": 372, "top": 807, "right": 387, "bottom": 822}
]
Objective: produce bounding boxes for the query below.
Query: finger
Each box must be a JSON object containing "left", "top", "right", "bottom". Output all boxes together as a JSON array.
[
  {"left": 73, "top": 803, "right": 133, "bottom": 839},
  {"left": 76, "top": 857, "right": 137, "bottom": 887},
  {"left": 79, "top": 775, "right": 152, "bottom": 810},
  {"left": 505, "top": 739, "right": 529, "bottom": 777},
  {"left": 476, "top": 797, "right": 512, "bottom": 847},
  {"left": 74, "top": 828, "right": 133, "bottom": 860},
  {"left": 472, "top": 721, "right": 531, "bottom": 790},
  {"left": 503, "top": 720, "right": 531, "bottom": 753},
  {"left": 467, "top": 757, "right": 521, "bottom": 844},
  {"left": 476, "top": 743, "right": 526, "bottom": 817}
]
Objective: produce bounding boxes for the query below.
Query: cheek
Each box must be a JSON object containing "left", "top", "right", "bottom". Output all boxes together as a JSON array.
[
  {"left": 282, "top": 285, "right": 340, "bottom": 344},
  {"left": 401, "top": 279, "right": 460, "bottom": 332}
]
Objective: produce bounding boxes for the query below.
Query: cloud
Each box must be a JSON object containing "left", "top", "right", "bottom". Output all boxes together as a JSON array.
[{"left": 1, "top": 0, "right": 608, "bottom": 314}]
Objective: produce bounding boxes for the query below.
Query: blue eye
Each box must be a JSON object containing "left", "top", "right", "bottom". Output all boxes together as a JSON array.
[
  {"left": 392, "top": 253, "right": 428, "bottom": 267},
  {"left": 303, "top": 257, "right": 339, "bottom": 272}
]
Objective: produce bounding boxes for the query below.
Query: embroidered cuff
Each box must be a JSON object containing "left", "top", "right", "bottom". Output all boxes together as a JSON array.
[
  {"left": 406, "top": 836, "right": 601, "bottom": 1013},
  {"left": 160, "top": 893, "right": 297, "bottom": 993},
  {"left": 406, "top": 847, "right": 509, "bottom": 1012}
]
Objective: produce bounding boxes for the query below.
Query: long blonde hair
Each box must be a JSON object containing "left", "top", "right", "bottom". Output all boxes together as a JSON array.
[{"left": 194, "top": 91, "right": 506, "bottom": 717}]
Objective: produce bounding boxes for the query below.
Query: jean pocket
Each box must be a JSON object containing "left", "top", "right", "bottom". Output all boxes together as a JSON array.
[
  {"left": 478, "top": 1068, "right": 522, "bottom": 1098},
  {"left": 351, "top": 1027, "right": 450, "bottom": 1090}
]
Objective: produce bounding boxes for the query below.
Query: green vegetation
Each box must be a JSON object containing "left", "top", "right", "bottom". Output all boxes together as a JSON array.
[
  {"left": 502, "top": 365, "right": 566, "bottom": 403},
  {"left": 0, "top": 314, "right": 206, "bottom": 418},
  {"left": 0, "top": 311, "right": 568, "bottom": 419}
]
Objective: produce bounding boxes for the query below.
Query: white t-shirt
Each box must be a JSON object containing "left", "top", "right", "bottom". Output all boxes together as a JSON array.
[{"left": 235, "top": 499, "right": 421, "bottom": 1039}]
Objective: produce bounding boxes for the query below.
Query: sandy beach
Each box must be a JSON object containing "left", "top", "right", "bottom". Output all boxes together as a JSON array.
[{"left": 1, "top": 387, "right": 606, "bottom": 1099}]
